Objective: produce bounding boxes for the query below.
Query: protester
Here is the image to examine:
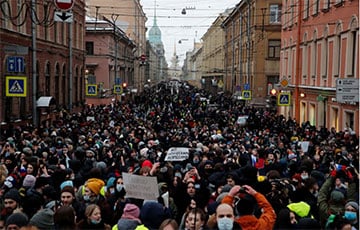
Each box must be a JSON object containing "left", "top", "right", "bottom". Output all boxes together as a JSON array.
[
  {"left": 53, "top": 206, "right": 76, "bottom": 230},
  {"left": 5, "top": 212, "right": 28, "bottom": 230},
  {"left": 77, "top": 204, "right": 110, "bottom": 229},
  {"left": 0, "top": 80, "right": 358, "bottom": 230},
  {"left": 222, "top": 185, "right": 276, "bottom": 229}
]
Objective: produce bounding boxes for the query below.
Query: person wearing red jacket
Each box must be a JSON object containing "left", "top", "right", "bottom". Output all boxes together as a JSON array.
[{"left": 221, "top": 185, "right": 276, "bottom": 230}]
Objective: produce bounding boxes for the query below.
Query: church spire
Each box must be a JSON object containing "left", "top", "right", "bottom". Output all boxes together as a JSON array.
[{"left": 153, "top": 0, "right": 157, "bottom": 26}]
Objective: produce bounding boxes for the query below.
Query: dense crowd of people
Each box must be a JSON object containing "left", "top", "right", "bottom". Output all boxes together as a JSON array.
[{"left": 0, "top": 80, "right": 358, "bottom": 230}]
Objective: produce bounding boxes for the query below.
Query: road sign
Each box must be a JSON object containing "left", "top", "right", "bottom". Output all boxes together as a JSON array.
[
  {"left": 244, "top": 83, "right": 250, "bottom": 90},
  {"left": 280, "top": 77, "right": 289, "bottom": 88},
  {"left": 5, "top": 76, "right": 27, "bottom": 97},
  {"left": 242, "top": 90, "right": 252, "bottom": 100},
  {"left": 7, "top": 56, "right": 24, "bottom": 73},
  {"left": 278, "top": 92, "right": 291, "bottom": 106},
  {"left": 54, "top": 0, "right": 74, "bottom": 11},
  {"left": 54, "top": 11, "right": 73, "bottom": 23},
  {"left": 86, "top": 84, "right": 97, "bottom": 96},
  {"left": 113, "top": 85, "right": 123, "bottom": 94},
  {"left": 115, "top": 78, "right": 121, "bottom": 85},
  {"left": 336, "top": 79, "right": 359, "bottom": 103}
]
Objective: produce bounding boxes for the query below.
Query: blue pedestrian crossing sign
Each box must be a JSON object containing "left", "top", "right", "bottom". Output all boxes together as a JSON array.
[
  {"left": 242, "top": 90, "right": 252, "bottom": 100},
  {"left": 278, "top": 92, "right": 291, "bottom": 106},
  {"left": 6, "top": 76, "right": 27, "bottom": 97},
  {"left": 86, "top": 84, "right": 97, "bottom": 96},
  {"left": 113, "top": 85, "right": 123, "bottom": 94}
]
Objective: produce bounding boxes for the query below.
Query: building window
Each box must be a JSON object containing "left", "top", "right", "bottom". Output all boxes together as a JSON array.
[
  {"left": 313, "top": 0, "right": 319, "bottom": 15},
  {"left": 45, "top": 62, "right": 51, "bottom": 95},
  {"left": 302, "top": 44, "right": 308, "bottom": 78},
  {"left": 345, "top": 111, "right": 354, "bottom": 131},
  {"left": 269, "top": 5, "right": 281, "bottom": 23},
  {"left": 55, "top": 65, "right": 60, "bottom": 102},
  {"left": 86, "top": 42, "right": 94, "bottom": 55},
  {"left": 304, "top": 0, "right": 310, "bottom": 19},
  {"left": 346, "top": 28, "right": 358, "bottom": 77},
  {"left": 331, "top": 107, "right": 339, "bottom": 131},
  {"left": 54, "top": 22, "right": 58, "bottom": 43},
  {"left": 268, "top": 40, "right": 281, "bottom": 58},
  {"left": 17, "top": 0, "right": 26, "bottom": 33},
  {"left": 334, "top": 0, "right": 344, "bottom": 7},
  {"left": 311, "top": 33, "right": 317, "bottom": 78},
  {"left": 321, "top": 37, "right": 328, "bottom": 78},
  {"left": 323, "top": 0, "right": 330, "bottom": 10},
  {"left": 333, "top": 33, "right": 341, "bottom": 77}
]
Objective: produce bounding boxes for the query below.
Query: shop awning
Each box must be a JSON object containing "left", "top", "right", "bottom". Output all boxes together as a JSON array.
[{"left": 37, "top": 96, "right": 56, "bottom": 107}]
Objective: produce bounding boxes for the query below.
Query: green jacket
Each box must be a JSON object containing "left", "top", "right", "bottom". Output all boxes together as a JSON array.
[{"left": 317, "top": 176, "right": 357, "bottom": 227}]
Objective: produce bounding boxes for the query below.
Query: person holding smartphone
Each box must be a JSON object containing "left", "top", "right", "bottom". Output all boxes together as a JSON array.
[{"left": 221, "top": 185, "right": 276, "bottom": 230}]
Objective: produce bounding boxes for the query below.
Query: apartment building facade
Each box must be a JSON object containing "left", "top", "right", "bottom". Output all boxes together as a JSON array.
[
  {"left": 201, "top": 12, "right": 229, "bottom": 94},
  {"left": 0, "top": 0, "right": 86, "bottom": 125},
  {"left": 222, "top": 0, "right": 282, "bottom": 104},
  {"left": 280, "top": 0, "right": 359, "bottom": 133},
  {"left": 85, "top": 17, "right": 136, "bottom": 105},
  {"left": 86, "top": 0, "right": 147, "bottom": 92}
]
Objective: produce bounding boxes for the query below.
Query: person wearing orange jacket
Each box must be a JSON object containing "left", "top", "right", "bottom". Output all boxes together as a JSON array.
[{"left": 221, "top": 185, "right": 276, "bottom": 230}]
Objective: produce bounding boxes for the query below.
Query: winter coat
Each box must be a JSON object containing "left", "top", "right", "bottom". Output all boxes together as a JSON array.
[{"left": 222, "top": 192, "right": 276, "bottom": 230}]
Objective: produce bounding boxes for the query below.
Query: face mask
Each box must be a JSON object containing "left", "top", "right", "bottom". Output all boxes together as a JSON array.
[
  {"left": 193, "top": 159, "right": 199, "bottom": 164},
  {"left": 344, "top": 211, "right": 357, "bottom": 221},
  {"left": 83, "top": 195, "right": 90, "bottom": 201},
  {"left": 109, "top": 188, "right": 115, "bottom": 195},
  {"left": 116, "top": 184, "right": 124, "bottom": 192},
  {"left": 301, "top": 175, "right": 308, "bottom": 180},
  {"left": 217, "top": 217, "right": 233, "bottom": 230},
  {"left": 90, "top": 219, "right": 101, "bottom": 225}
]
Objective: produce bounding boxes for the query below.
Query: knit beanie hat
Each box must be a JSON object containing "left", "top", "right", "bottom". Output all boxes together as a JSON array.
[
  {"left": 4, "top": 188, "right": 21, "bottom": 203},
  {"left": 122, "top": 203, "right": 141, "bottom": 222},
  {"left": 60, "top": 180, "right": 73, "bottom": 190},
  {"left": 85, "top": 178, "right": 105, "bottom": 195},
  {"left": 30, "top": 208, "right": 55, "bottom": 229},
  {"left": 6, "top": 212, "right": 29, "bottom": 228},
  {"left": 345, "top": 201, "right": 359, "bottom": 211},
  {"left": 330, "top": 190, "right": 345, "bottom": 202},
  {"left": 107, "top": 177, "right": 116, "bottom": 188},
  {"left": 23, "top": 174, "right": 36, "bottom": 188},
  {"left": 61, "top": 186, "right": 75, "bottom": 197},
  {"left": 141, "top": 160, "right": 153, "bottom": 169}
]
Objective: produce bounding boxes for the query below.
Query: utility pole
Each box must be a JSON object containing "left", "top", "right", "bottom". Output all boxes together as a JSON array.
[
  {"left": 239, "top": 12, "right": 243, "bottom": 90},
  {"left": 231, "top": 21, "right": 235, "bottom": 92},
  {"left": 31, "top": 0, "right": 37, "bottom": 126},
  {"left": 112, "top": 14, "right": 120, "bottom": 87},
  {"left": 294, "top": 0, "right": 302, "bottom": 121},
  {"left": 246, "top": 0, "right": 251, "bottom": 85},
  {"left": 68, "top": 15, "right": 73, "bottom": 112}
]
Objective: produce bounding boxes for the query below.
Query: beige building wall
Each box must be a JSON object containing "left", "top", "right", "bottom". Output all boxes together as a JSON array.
[
  {"left": 222, "top": 0, "right": 281, "bottom": 103},
  {"left": 86, "top": 0, "right": 147, "bottom": 92},
  {"left": 201, "top": 13, "right": 227, "bottom": 93}
]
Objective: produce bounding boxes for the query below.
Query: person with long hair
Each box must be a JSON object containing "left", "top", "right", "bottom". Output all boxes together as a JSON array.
[
  {"left": 54, "top": 206, "right": 76, "bottom": 230},
  {"left": 77, "top": 204, "right": 111, "bottom": 230}
]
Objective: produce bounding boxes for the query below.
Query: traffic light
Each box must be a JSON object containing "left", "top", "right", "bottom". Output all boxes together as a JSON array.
[
  {"left": 269, "top": 88, "right": 277, "bottom": 109},
  {"left": 270, "top": 88, "right": 277, "bottom": 96},
  {"left": 122, "top": 82, "right": 128, "bottom": 93}
]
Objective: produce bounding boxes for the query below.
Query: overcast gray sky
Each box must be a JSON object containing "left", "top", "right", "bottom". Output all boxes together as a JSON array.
[{"left": 141, "top": 0, "right": 240, "bottom": 66}]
